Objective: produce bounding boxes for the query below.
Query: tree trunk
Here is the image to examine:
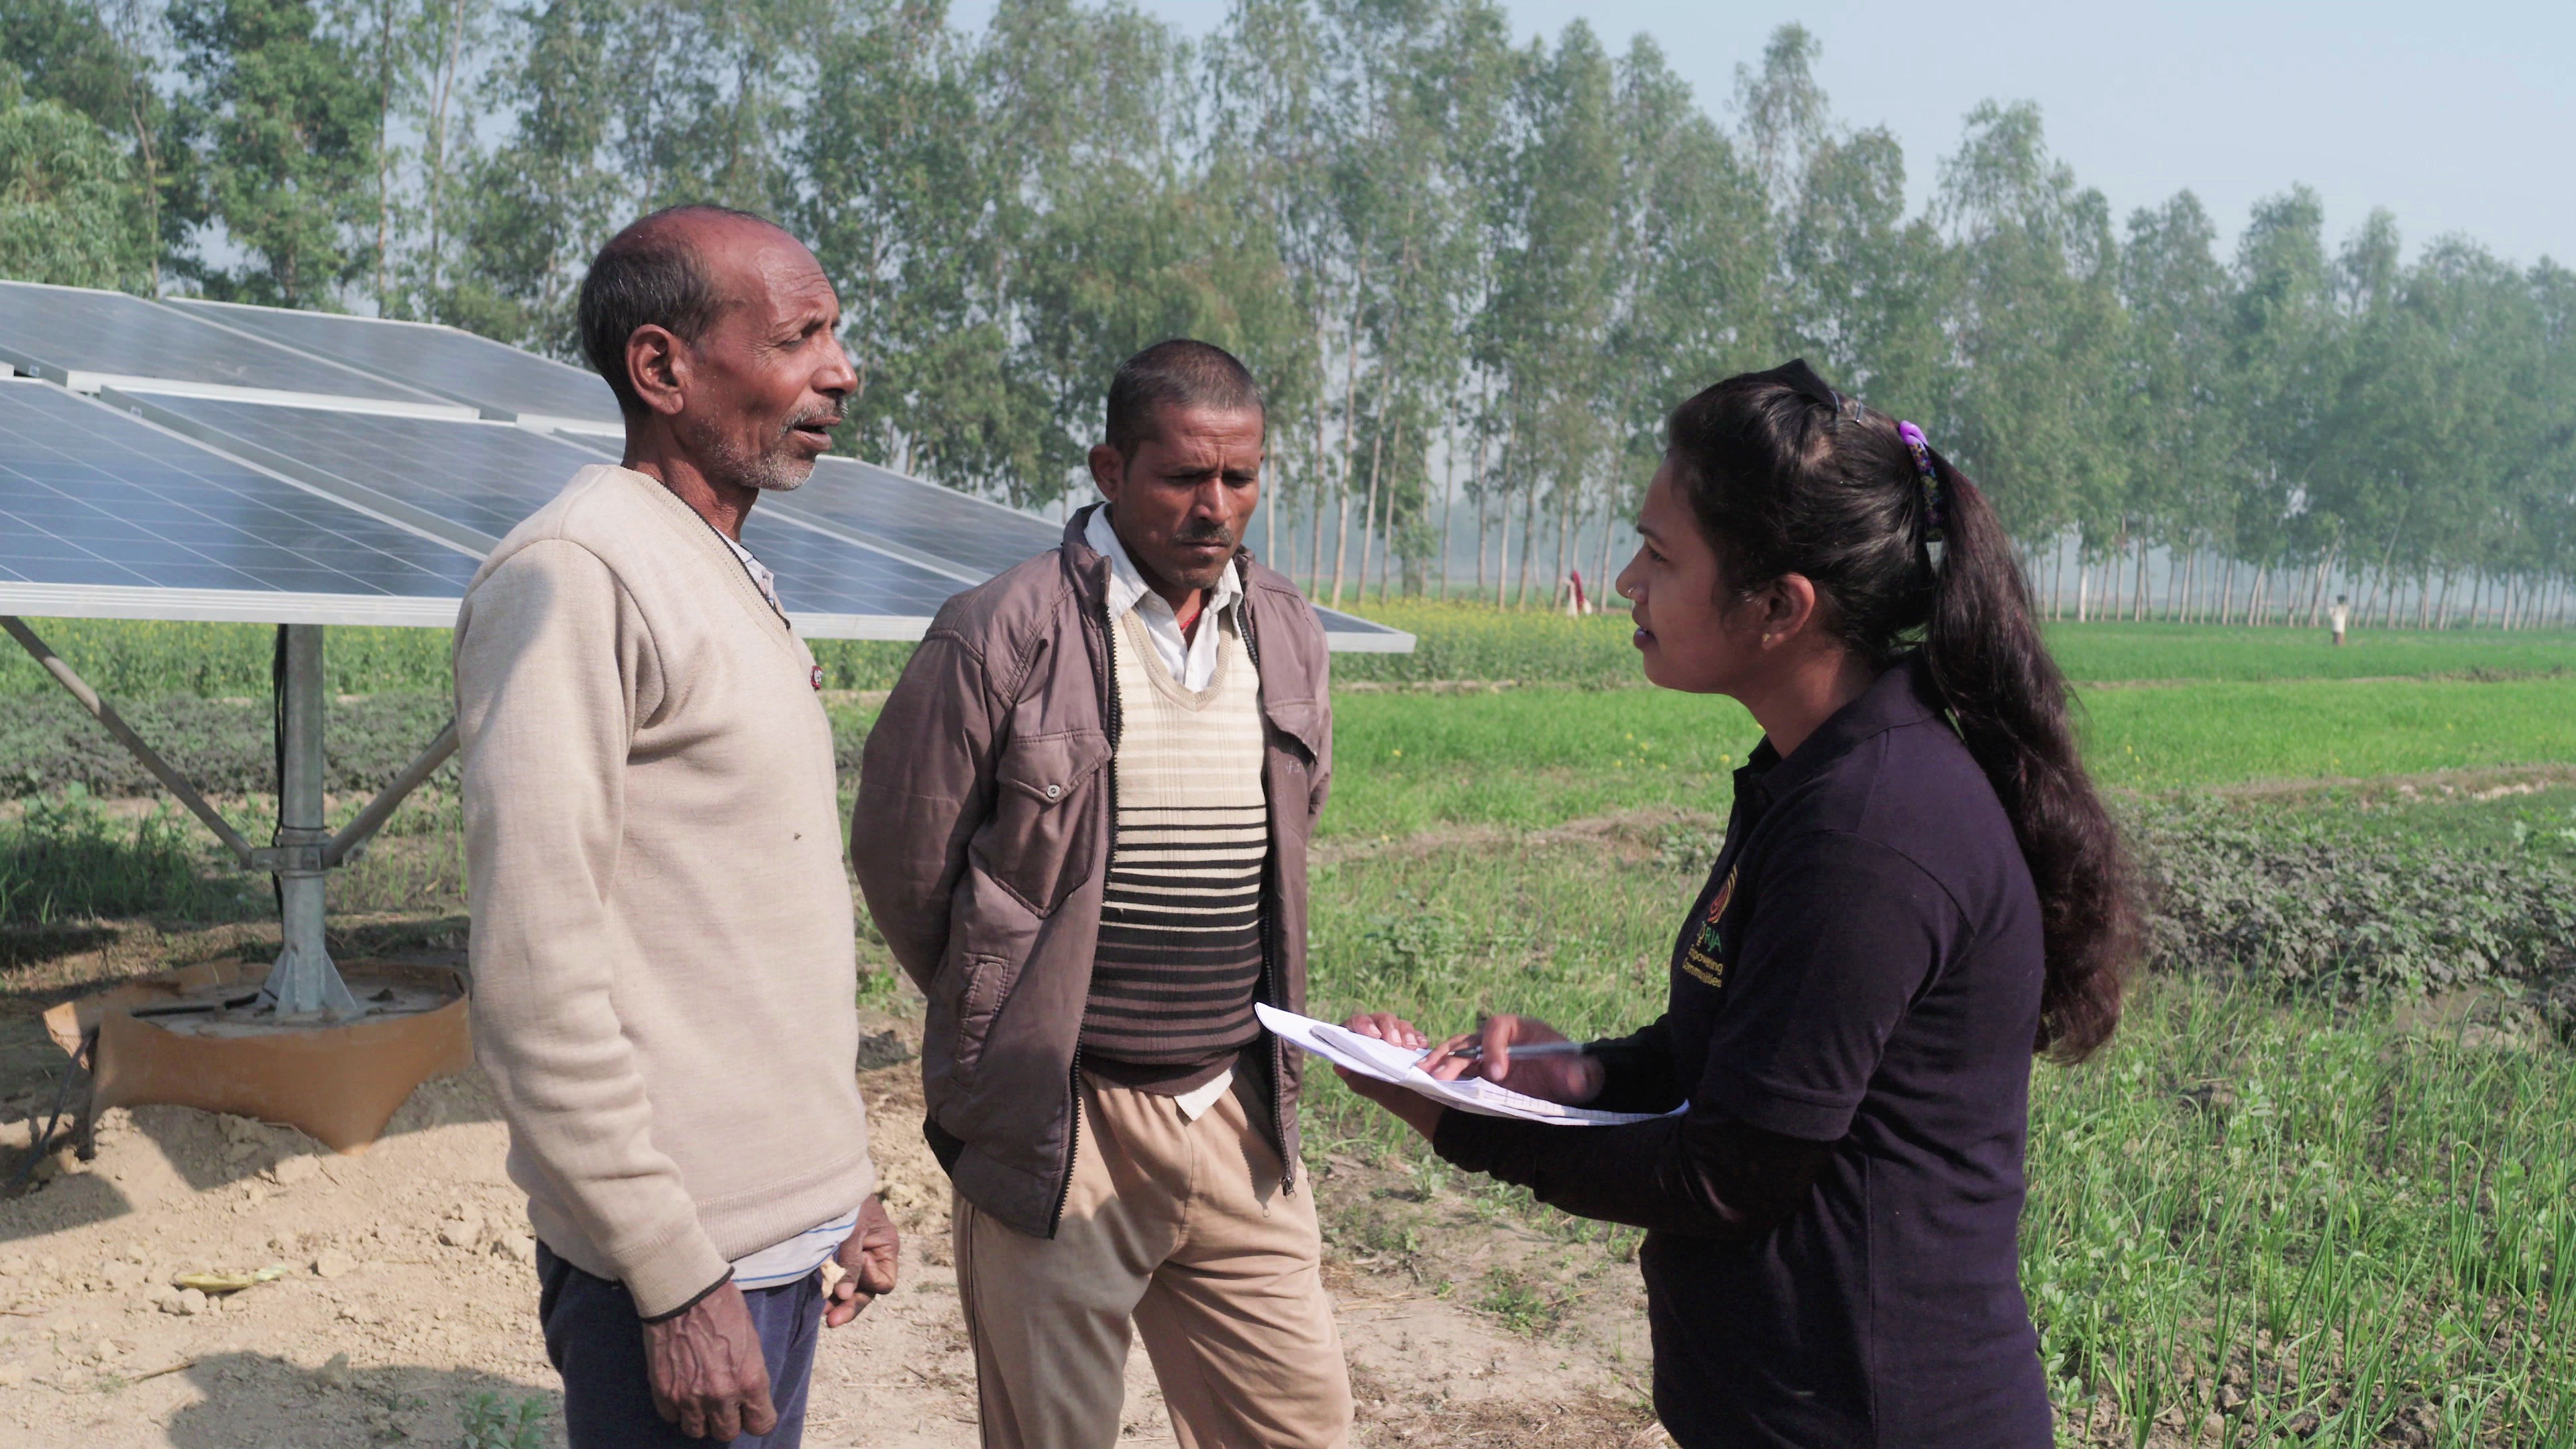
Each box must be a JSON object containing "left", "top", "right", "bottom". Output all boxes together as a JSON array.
[
  {"left": 1472, "top": 423, "right": 1493, "bottom": 599},
  {"left": 1355, "top": 415, "right": 1387, "bottom": 609},
  {"left": 1436, "top": 423, "right": 1457, "bottom": 600},
  {"left": 1587, "top": 487, "right": 1607, "bottom": 595},
  {"left": 424, "top": 0, "right": 468, "bottom": 301},
  {"left": 1475, "top": 500, "right": 1489, "bottom": 596},
  {"left": 374, "top": 0, "right": 397, "bottom": 311},
  {"left": 1551, "top": 491, "right": 1571, "bottom": 609},
  {"left": 1327, "top": 296, "right": 1364, "bottom": 608},
  {"left": 1307, "top": 392, "right": 1329, "bottom": 594},
  {"left": 1504, "top": 479, "right": 1525, "bottom": 603}
]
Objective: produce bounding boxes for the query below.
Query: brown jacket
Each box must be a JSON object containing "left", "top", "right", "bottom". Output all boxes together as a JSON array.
[{"left": 851, "top": 506, "right": 1332, "bottom": 1238}]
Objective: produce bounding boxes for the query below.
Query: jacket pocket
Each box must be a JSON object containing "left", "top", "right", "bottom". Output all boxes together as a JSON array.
[
  {"left": 951, "top": 951, "right": 1020, "bottom": 1079},
  {"left": 1263, "top": 697, "right": 1327, "bottom": 763},
  {"left": 971, "top": 729, "right": 1111, "bottom": 916}
]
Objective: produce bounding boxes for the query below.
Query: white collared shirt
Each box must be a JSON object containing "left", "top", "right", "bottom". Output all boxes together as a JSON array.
[
  {"left": 1085, "top": 505, "right": 1242, "bottom": 692},
  {"left": 718, "top": 530, "right": 782, "bottom": 612},
  {"left": 1085, "top": 504, "right": 1246, "bottom": 1120}
]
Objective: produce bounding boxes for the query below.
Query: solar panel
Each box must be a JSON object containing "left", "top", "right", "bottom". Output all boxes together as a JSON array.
[
  {"left": 0, "top": 280, "right": 455, "bottom": 409},
  {"left": 117, "top": 390, "right": 969, "bottom": 629},
  {"left": 171, "top": 299, "right": 623, "bottom": 428},
  {"left": 777, "top": 458, "right": 1066, "bottom": 579},
  {"left": 780, "top": 463, "right": 1410, "bottom": 645},
  {"left": 553, "top": 438, "right": 1410, "bottom": 645},
  {"left": 0, "top": 380, "right": 480, "bottom": 623}
]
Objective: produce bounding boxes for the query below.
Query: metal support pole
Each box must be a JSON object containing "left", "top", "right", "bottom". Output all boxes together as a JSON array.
[
  {"left": 260, "top": 625, "right": 358, "bottom": 1018},
  {"left": 1, "top": 616, "right": 256, "bottom": 866},
  {"left": 324, "top": 720, "right": 457, "bottom": 869}
]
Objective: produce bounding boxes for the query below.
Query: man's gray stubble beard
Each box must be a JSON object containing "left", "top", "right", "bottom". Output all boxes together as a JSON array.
[{"left": 677, "top": 412, "right": 816, "bottom": 493}]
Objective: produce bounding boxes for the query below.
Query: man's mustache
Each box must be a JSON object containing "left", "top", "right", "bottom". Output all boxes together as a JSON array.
[
  {"left": 1173, "top": 527, "right": 1234, "bottom": 545},
  {"left": 787, "top": 408, "right": 844, "bottom": 432}
]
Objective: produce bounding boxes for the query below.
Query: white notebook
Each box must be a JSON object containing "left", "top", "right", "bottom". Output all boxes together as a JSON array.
[{"left": 1258, "top": 1003, "right": 1677, "bottom": 1126}]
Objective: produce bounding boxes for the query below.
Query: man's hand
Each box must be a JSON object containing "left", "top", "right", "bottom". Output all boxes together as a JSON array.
[
  {"left": 1337, "top": 1012, "right": 1444, "bottom": 1140},
  {"left": 825, "top": 1195, "right": 900, "bottom": 1328},
  {"left": 643, "top": 1280, "right": 775, "bottom": 1440},
  {"left": 1420, "top": 1014, "right": 1605, "bottom": 1106}
]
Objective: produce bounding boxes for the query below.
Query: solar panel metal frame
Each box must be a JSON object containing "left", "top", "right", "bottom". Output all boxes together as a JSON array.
[
  {"left": 0, "top": 278, "right": 462, "bottom": 411},
  {"left": 0, "top": 378, "right": 482, "bottom": 627},
  {"left": 168, "top": 297, "right": 627, "bottom": 431}
]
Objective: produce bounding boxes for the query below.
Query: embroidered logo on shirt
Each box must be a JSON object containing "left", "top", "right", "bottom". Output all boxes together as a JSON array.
[{"left": 1680, "top": 866, "right": 1735, "bottom": 989}]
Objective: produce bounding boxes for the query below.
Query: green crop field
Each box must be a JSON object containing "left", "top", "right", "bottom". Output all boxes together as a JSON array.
[
  {"left": 5, "top": 610, "right": 2565, "bottom": 701},
  {"left": 4, "top": 610, "right": 2573, "bottom": 1442},
  {"left": 1322, "top": 671, "right": 2576, "bottom": 837}
]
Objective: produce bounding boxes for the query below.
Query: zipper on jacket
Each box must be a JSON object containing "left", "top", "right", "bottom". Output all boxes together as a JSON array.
[
  {"left": 1237, "top": 596, "right": 1295, "bottom": 1196},
  {"left": 1051, "top": 587, "right": 1122, "bottom": 1240}
]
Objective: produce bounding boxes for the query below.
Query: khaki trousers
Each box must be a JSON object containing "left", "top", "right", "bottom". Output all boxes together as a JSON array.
[{"left": 953, "top": 1074, "right": 1353, "bottom": 1449}]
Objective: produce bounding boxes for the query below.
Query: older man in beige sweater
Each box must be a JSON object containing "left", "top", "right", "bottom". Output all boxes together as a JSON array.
[{"left": 453, "top": 205, "right": 896, "bottom": 1447}]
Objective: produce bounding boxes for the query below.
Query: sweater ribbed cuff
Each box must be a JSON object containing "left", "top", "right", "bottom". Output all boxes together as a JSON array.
[{"left": 613, "top": 1218, "right": 736, "bottom": 1321}]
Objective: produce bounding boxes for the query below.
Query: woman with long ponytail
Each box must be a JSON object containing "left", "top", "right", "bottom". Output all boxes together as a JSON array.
[{"left": 1336, "top": 359, "right": 2135, "bottom": 1446}]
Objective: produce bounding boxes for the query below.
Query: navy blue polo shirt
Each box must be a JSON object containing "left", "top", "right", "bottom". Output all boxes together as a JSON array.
[{"left": 1435, "top": 658, "right": 2051, "bottom": 1448}]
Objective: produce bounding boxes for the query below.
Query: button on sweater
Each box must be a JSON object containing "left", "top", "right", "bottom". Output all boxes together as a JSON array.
[{"left": 453, "top": 464, "right": 877, "bottom": 1319}]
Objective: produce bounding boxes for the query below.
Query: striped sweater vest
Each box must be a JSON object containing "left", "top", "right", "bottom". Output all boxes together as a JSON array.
[{"left": 1079, "top": 606, "right": 1270, "bottom": 1091}]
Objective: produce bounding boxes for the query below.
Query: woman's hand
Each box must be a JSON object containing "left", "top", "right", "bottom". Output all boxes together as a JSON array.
[
  {"left": 1421, "top": 1014, "right": 1605, "bottom": 1106},
  {"left": 1334, "top": 1012, "right": 1444, "bottom": 1140}
]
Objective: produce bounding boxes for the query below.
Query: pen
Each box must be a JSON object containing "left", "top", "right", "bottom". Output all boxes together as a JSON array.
[{"left": 1428, "top": 1039, "right": 1590, "bottom": 1064}]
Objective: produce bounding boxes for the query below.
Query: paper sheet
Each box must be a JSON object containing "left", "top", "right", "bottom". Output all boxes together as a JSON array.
[{"left": 1257, "top": 1003, "right": 1675, "bottom": 1126}]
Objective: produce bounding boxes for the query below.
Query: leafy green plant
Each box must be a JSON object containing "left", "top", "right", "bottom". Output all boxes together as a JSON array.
[
  {"left": 2129, "top": 798, "right": 2576, "bottom": 1001},
  {"left": 0, "top": 692, "right": 457, "bottom": 800},
  {"left": 0, "top": 786, "right": 254, "bottom": 924},
  {"left": 457, "top": 1392, "right": 549, "bottom": 1449}
]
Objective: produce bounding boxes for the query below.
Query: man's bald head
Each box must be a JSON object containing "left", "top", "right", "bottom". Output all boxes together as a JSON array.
[
  {"left": 578, "top": 205, "right": 855, "bottom": 504},
  {"left": 578, "top": 204, "right": 796, "bottom": 415}
]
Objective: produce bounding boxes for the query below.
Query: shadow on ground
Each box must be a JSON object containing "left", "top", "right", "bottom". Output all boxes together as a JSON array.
[{"left": 153, "top": 1350, "right": 561, "bottom": 1449}]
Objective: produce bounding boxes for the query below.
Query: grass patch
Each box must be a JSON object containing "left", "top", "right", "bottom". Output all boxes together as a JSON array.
[
  {"left": 1324, "top": 674, "right": 2576, "bottom": 838},
  {"left": 1326, "top": 601, "right": 1646, "bottom": 688},
  {"left": 0, "top": 618, "right": 920, "bottom": 700},
  {"left": 1324, "top": 688, "right": 1759, "bottom": 839},
  {"left": 0, "top": 788, "right": 256, "bottom": 924},
  {"left": 2077, "top": 676, "right": 2576, "bottom": 790},
  {"left": 2025, "top": 977, "right": 2576, "bottom": 1445},
  {"left": 15, "top": 613, "right": 2563, "bottom": 712},
  {"left": 2040, "top": 622, "right": 2576, "bottom": 684}
]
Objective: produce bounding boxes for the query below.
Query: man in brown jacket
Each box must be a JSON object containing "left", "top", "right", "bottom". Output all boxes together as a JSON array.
[{"left": 852, "top": 339, "right": 1347, "bottom": 1449}]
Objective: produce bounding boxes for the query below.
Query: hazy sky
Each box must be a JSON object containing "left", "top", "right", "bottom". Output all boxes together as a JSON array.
[{"left": 949, "top": 0, "right": 2572, "bottom": 268}]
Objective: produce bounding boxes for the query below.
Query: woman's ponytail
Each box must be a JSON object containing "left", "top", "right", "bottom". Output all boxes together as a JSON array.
[
  {"left": 1666, "top": 360, "right": 2135, "bottom": 1062},
  {"left": 1917, "top": 455, "right": 2132, "bottom": 1060}
]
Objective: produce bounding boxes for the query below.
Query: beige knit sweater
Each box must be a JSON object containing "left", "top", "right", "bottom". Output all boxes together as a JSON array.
[{"left": 453, "top": 464, "right": 875, "bottom": 1318}]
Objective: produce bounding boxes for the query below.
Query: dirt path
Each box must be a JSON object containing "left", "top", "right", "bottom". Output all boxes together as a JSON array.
[{"left": 0, "top": 1032, "right": 1663, "bottom": 1448}]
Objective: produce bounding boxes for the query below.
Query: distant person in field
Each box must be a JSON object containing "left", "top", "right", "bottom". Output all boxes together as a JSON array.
[
  {"left": 1338, "top": 360, "right": 2137, "bottom": 1448},
  {"left": 2331, "top": 594, "right": 2351, "bottom": 645},
  {"left": 853, "top": 340, "right": 1349, "bottom": 1449},
  {"left": 453, "top": 205, "right": 898, "bottom": 1448}
]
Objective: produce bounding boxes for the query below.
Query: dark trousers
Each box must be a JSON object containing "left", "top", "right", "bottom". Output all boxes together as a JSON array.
[{"left": 537, "top": 1242, "right": 824, "bottom": 1449}]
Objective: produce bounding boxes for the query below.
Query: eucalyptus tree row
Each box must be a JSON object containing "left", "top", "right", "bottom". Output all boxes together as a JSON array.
[{"left": 4, "top": 0, "right": 2570, "bottom": 621}]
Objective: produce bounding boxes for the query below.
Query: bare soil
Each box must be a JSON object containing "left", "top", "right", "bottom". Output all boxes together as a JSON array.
[{"left": 0, "top": 928, "right": 1666, "bottom": 1449}]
